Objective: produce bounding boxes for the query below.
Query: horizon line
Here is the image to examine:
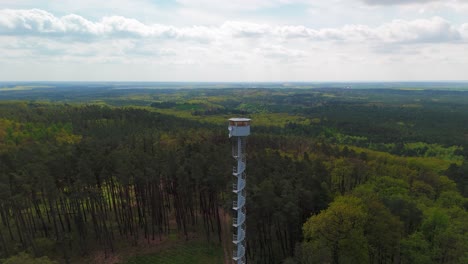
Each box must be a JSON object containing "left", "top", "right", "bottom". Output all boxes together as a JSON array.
[{"left": 1, "top": 80, "right": 468, "bottom": 83}]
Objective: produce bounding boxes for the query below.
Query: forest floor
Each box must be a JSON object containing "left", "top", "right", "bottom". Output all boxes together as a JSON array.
[
  {"left": 76, "top": 231, "right": 223, "bottom": 264},
  {"left": 219, "top": 208, "right": 233, "bottom": 264},
  {"left": 73, "top": 210, "right": 229, "bottom": 264},
  {"left": 88, "top": 234, "right": 170, "bottom": 264}
]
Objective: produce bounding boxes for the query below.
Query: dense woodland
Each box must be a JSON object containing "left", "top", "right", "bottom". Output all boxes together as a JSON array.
[{"left": 0, "top": 83, "right": 467, "bottom": 263}]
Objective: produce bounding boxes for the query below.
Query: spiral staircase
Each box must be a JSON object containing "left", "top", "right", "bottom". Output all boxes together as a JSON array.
[{"left": 232, "top": 137, "right": 247, "bottom": 264}]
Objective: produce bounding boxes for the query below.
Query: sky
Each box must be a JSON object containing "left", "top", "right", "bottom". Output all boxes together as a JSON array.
[{"left": 0, "top": 0, "right": 468, "bottom": 81}]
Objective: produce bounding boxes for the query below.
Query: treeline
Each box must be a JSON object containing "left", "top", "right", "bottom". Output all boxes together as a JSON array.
[
  {"left": 0, "top": 103, "right": 335, "bottom": 263},
  {"left": 0, "top": 104, "right": 230, "bottom": 262},
  {"left": 0, "top": 103, "right": 467, "bottom": 264},
  {"left": 297, "top": 149, "right": 468, "bottom": 264},
  {"left": 0, "top": 104, "right": 331, "bottom": 263}
]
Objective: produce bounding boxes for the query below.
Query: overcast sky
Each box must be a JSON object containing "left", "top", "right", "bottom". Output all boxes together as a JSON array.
[{"left": 1, "top": 0, "right": 467, "bottom": 81}]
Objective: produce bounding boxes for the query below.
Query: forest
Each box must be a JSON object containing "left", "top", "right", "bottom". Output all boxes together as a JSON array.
[{"left": 0, "top": 82, "right": 467, "bottom": 263}]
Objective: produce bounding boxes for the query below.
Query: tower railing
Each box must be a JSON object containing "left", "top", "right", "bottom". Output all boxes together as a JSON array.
[
  {"left": 232, "top": 178, "right": 245, "bottom": 193},
  {"left": 233, "top": 244, "right": 245, "bottom": 262},
  {"left": 232, "top": 208, "right": 245, "bottom": 227},
  {"left": 233, "top": 228, "right": 245, "bottom": 243}
]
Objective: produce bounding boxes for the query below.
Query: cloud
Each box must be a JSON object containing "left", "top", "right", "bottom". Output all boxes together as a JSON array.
[
  {"left": 220, "top": 18, "right": 462, "bottom": 44},
  {"left": 0, "top": 9, "right": 464, "bottom": 46},
  {"left": 0, "top": 9, "right": 216, "bottom": 41},
  {"left": 254, "top": 44, "right": 306, "bottom": 60},
  {"left": 0, "top": 9, "right": 63, "bottom": 33},
  {"left": 461, "top": 23, "right": 468, "bottom": 38},
  {"left": 375, "top": 17, "right": 461, "bottom": 43},
  {"left": 361, "top": 0, "right": 468, "bottom": 7},
  {"left": 362, "top": 0, "right": 439, "bottom": 5},
  {"left": 175, "top": 0, "right": 306, "bottom": 11},
  {"left": 0, "top": 8, "right": 466, "bottom": 75}
]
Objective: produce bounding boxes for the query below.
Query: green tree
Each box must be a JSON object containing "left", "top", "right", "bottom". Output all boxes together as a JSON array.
[
  {"left": 421, "top": 207, "right": 468, "bottom": 263},
  {"left": 302, "top": 196, "right": 368, "bottom": 264},
  {"left": 400, "top": 232, "right": 431, "bottom": 264}
]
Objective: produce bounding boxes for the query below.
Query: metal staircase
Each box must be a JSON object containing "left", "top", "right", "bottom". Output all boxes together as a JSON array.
[
  {"left": 232, "top": 136, "right": 247, "bottom": 264},
  {"left": 228, "top": 118, "right": 250, "bottom": 264}
]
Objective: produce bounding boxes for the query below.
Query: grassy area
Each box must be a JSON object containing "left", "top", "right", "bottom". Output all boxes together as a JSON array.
[
  {"left": 148, "top": 107, "right": 310, "bottom": 127},
  {"left": 0, "top": 85, "right": 54, "bottom": 91},
  {"left": 124, "top": 240, "right": 223, "bottom": 264}
]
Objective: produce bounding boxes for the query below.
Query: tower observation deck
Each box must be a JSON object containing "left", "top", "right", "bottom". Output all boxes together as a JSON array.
[{"left": 228, "top": 118, "right": 250, "bottom": 264}]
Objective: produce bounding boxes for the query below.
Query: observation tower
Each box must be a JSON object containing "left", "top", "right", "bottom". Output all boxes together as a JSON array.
[{"left": 228, "top": 118, "right": 251, "bottom": 264}]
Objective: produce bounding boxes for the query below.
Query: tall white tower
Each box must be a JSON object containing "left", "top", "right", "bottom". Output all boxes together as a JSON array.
[{"left": 228, "top": 118, "right": 250, "bottom": 264}]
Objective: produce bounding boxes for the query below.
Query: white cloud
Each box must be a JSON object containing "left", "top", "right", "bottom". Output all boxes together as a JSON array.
[
  {"left": 254, "top": 44, "right": 307, "bottom": 60},
  {"left": 360, "top": 0, "right": 468, "bottom": 16},
  {"left": 362, "top": 0, "right": 439, "bottom": 5},
  {"left": 375, "top": 17, "right": 461, "bottom": 43},
  {"left": 0, "top": 8, "right": 468, "bottom": 81},
  {"left": 0, "top": 9, "right": 464, "bottom": 46},
  {"left": 361, "top": 0, "right": 468, "bottom": 5},
  {"left": 0, "top": 9, "right": 207, "bottom": 41},
  {"left": 175, "top": 0, "right": 306, "bottom": 11},
  {"left": 414, "top": 1, "right": 468, "bottom": 14}
]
